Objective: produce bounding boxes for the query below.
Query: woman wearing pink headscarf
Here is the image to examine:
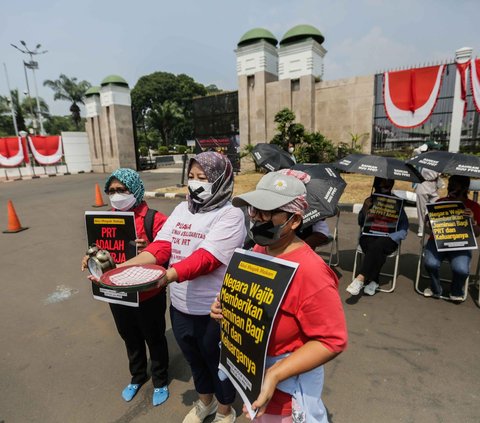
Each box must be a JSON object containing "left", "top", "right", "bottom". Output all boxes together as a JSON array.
[{"left": 211, "top": 169, "right": 347, "bottom": 423}]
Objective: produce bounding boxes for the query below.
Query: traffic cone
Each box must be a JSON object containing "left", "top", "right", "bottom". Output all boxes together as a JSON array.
[
  {"left": 92, "top": 183, "right": 107, "bottom": 207},
  {"left": 3, "top": 200, "right": 28, "bottom": 233}
]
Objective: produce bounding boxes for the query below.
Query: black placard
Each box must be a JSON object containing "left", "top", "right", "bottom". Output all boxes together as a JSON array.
[
  {"left": 426, "top": 201, "right": 478, "bottom": 252},
  {"left": 362, "top": 194, "right": 403, "bottom": 237},
  {"left": 218, "top": 248, "right": 298, "bottom": 419},
  {"left": 85, "top": 211, "right": 139, "bottom": 306}
]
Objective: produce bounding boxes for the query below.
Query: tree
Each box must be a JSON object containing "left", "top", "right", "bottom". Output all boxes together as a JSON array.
[
  {"left": 43, "top": 115, "right": 79, "bottom": 135},
  {"left": 147, "top": 100, "right": 185, "bottom": 147},
  {"left": 43, "top": 74, "right": 91, "bottom": 129},
  {"left": 21, "top": 96, "right": 49, "bottom": 122},
  {"left": 131, "top": 71, "right": 208, "bottom": 144},
  {"left": 0, "top": 90, "right": 26, "bottom": 132},
  {"left": 270, "top": 108, "right": 306, "bottom": 150},
  {"left": 296, "top": 132, "right": 336, "bottom": 163}
]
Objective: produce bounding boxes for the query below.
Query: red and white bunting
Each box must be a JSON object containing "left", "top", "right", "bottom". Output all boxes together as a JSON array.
[
  {"left": 470, "top": 58, "right": 480, "bottom": 114},
  {"left": 28, "top": 135, "right": 63, "bottom": 165},
  {"left": 384, "top": 65, "right": 445, "bottom": 128},
  {"left": 0, "top": 137, "right": 25, "bottom": 167}
]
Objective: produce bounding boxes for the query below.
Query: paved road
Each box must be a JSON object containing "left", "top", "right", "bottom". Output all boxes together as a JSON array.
[{"left": 0, "top": 172, "right": 479, "bottom": 423}]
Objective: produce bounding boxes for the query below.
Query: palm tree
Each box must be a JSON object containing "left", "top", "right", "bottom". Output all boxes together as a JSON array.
[
  {"left": 43, "top": 74, "right": 91, "bottom": 129},
  {"left": 147, "top": 100, "right": 185, "bottom": 147},
  {"left": 0, "top": 90, "right": 27, "bottom": 132}
]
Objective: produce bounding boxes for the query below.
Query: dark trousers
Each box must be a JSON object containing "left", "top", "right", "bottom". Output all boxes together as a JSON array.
[
  {"left": 170, "top": 305, "right": 236, "bottom": 405},
  {"left": 359, "top": 235, "right": 398, "bottom": 282},
  {"left": 110, "top": 292, "right": 168, "bottom": 387}
]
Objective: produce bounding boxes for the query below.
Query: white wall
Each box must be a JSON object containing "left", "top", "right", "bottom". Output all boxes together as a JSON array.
[{"left": 62, "top": 132, "right": 92, "bottom": 173}]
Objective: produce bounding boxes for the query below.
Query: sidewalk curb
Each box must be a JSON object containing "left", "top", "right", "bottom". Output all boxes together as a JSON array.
[{"left": 144, "top": 195, "right": 419, "bottom": 219}]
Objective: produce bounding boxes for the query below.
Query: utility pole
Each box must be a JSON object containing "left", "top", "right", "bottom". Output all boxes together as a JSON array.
[
  {"left": 3, "top": 63, "right": 19, "bottom": 136},
  {"left": 11, "top": 41, "right": 47, "bottom": 135}
]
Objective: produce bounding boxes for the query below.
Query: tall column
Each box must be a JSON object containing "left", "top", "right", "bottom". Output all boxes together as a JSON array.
[
  {"left": 99, "top": 75, "right": 136, "bottom": 172},
  {"left": 449, "top": 47, "right": 473, "bottom": 153},
  {"left": 84, "top": 87, "right": 105, "bottom": 173}
]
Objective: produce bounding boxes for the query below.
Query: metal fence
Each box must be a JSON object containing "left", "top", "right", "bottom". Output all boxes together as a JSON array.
[{"left": 372, "top": 63, "right": 480, "bottom": 154}]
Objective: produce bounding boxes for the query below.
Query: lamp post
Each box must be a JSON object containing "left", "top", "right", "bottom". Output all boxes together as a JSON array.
[{"left": 11, "top": 41, "right": 47, "bottom": 135}]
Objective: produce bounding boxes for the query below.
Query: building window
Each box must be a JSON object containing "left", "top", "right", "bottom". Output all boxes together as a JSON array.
[
  {"left": 291, "top": 79, "right": 300, "bottom": 91},
  {"left": 248, "top": 75, "right": 255, "bottom": 88}
]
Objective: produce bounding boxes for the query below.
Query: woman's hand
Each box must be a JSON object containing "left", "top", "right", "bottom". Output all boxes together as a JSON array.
[
  {"left": 362, "top": 197, "right": 373, "bottom": 211},
  {"left": 135, "top": 238, "right": 148, "bottom": 251},
  {"left": 242, "top": 367, "right": 279, "bottom": 419},
  {"left": 81, "top": 255, "right": 89, "bottom": 271},
  {"left": 464, "top": 208, "right": 474, "bottom": 220},
  {"left": 210, "top": 294, "right": 223, "bottom": 322}
]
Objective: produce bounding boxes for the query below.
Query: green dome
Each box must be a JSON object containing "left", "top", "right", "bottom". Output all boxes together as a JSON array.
[
  {"left": 238, "top": 28, "right": 278, "bottom": 47},
  {"left": 84, "top": 86, "right": 101, "bottom": 97},
  {"left": 280, "top": 24, "right": 325, "bottom": 45},
  {"left": 100, "top": 75, "right": 129, "bottom": 87}
]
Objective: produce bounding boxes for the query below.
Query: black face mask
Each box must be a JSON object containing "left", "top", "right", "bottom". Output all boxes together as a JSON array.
[{"left": 248, "top": 215, "right": 294, "bottom": 247}]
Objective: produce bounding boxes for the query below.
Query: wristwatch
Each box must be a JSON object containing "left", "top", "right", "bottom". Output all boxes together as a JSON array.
[{"left": 86, "top": 245, "right": 116, "bottom": 279}]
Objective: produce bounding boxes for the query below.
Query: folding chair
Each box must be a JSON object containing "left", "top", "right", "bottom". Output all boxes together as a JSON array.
[
  {"left": 314, "top": 207, "right": 340, "bottom": 267},
  {"left": 351, "top": 237, "right": 401, "bottom": 293},
  {"left": 414, "top": 224, "right": 469, "bottom": 302}
]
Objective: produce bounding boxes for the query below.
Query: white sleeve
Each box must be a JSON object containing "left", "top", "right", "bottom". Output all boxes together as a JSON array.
[
  {"left": 200, "top": 206, "right": 247, "bottom": 265},
  {"left": 312, "top": 219, "right": 331, "bottom": 237}
]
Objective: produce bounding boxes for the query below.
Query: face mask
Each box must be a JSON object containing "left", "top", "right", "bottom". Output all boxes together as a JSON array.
[
  {"left": 109, "top": 193, "right": 136, "bottom": 211},
  {"left": 248, "top": 214, "right": 295, "bottom": 246},
  {"left": 188, "top": 180, "right": 214, "bottom": 203},
  {"left": 288, "top": 147, "right": 294, "bottom": 154}
]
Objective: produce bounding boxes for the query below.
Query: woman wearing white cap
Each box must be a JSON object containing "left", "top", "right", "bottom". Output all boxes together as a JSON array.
[{"left": 211, "top": 169, "right": 347, "bottom": 423}]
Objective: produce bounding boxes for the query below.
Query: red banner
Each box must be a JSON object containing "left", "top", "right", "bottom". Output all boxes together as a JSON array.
[
  {"left": 0, "top": 137, "right": 25, "bottom": 167},
  {"left": 28, "top": 135, "right": 63, "bottom": 165},
  {"left": 471, "top": 59, "right": 480, "bottom": 114},
  {"left": 384, "top": 65, "right": 444, "bottom": 128}
]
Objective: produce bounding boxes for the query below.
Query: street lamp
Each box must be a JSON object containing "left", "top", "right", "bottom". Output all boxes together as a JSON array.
[{"left": 11, "top": 41, "right": 47, "bottom": 135}]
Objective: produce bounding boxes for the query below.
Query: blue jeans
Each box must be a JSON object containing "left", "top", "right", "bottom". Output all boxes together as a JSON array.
[
  {"left": 423, "top": 239, "right": 471, "bottom": 296},
  {"left": 170, "top": 305, "right": 236, "bottom": 405}
]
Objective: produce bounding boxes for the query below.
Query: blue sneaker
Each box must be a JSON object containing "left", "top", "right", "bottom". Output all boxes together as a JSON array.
[
  {"left": 122, "top": 383, "right": 141, "bottom": 402},
  {"left": 152, "top": 386, "right": 169, "bottom": 406}
]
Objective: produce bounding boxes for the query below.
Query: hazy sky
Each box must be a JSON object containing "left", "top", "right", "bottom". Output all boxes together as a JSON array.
[{"left": 1, "top": 0, "right": 478, "bottom": 116}]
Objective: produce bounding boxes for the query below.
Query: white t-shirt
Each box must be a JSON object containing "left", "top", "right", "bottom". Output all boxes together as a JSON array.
[{"left": 154, "top": 201, "right": 247, "bottom": 315}]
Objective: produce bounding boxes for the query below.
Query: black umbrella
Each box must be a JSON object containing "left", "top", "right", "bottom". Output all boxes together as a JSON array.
[
  {"left": 333, "top": 153, "right": 424, "bottom": 183},
  {"left": 407, "top": 151, "right": 480, "bottom": 178},
  {"left": 252, "top": 143, "right": 295, "bottom": 172},
  {"left": 291, "top": 163, "right": 347, "bottom": 226}
]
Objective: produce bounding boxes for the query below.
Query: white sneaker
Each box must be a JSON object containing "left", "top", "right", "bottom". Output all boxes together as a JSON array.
[
  {"left": 212, "top": 408, "right": 237, "bottom": 423},
  {"left": 423, "top": 288, "right": 440, "bottom": 298},
  {"left": 346, "top": 278, "right": 364, "bottom": 295},
  {"left": 364, "top": 281, "right": 379, "bottom": 296},
  {"left": 417, "top": 232, "right": 423, "bottom": 237},
  {"left": 449, "top": 294, "right": 465, "bottom": 302},
  {"left": 183, "top": 398, "right": 218, "bottom": 423}
]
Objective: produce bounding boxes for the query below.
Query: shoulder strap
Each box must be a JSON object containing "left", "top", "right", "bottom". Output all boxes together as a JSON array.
[{"left": 144, "top": 208, "right": 158, "bottom": 243}]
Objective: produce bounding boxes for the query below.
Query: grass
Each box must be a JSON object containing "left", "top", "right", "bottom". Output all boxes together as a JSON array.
[{"left": 155, "top": 171, "right": 447, "bottom": 204}]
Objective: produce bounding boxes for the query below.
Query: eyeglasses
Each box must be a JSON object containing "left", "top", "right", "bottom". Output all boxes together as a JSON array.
[
  {"left": 107, "top": 187, "right": 130, "bottom": 195},
  {"left": 247, "top": 206, "right": 287, "bottom": 221}
]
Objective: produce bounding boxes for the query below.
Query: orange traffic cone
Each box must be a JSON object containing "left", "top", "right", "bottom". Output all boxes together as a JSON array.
[
  {"left": 92, "top": 183, "right": 107, "bottom": 207},
  {"left": 3, "top": 200, "right": 28, "bottom": 233}
]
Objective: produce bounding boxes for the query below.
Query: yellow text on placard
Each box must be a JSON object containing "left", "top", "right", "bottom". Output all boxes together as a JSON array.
[{"left": 238, "top": 261, "right": 277, "bottom": 279}]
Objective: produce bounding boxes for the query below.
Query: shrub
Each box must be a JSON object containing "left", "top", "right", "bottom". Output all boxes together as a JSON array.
[{"left": 158, "top": 146, "right": 169, "bottom": 155}]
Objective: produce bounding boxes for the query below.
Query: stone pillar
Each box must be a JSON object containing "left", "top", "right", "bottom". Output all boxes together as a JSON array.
[
  {"left": 99, "top": 75, "right": 136, "bottom": 172},
  {"left": 84, "top": 87, "right": 105, "bottom": 173},
  {"left": 449, "top": 47, "right": 473, "bottom": 153}
]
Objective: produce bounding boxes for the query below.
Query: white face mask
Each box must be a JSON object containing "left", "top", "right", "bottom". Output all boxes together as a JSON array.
[
  {"left": 109, "top": 193, "right": 137, "bottom": 211},
  {"left": 288, "top": 147, "right": 295, "bottom": 154},
  {"left": 188, "top": 179, "right": 214, "bottom": 203}
]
